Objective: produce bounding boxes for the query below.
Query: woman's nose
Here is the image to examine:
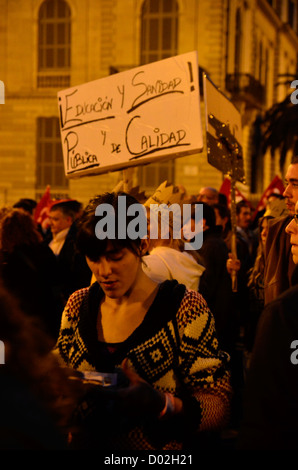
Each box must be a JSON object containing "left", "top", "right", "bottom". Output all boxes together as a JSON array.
[
  {"left": 98, "top": 258, "right": 112, "bottom": 277},
  {"left": 286, "top": 218, "right": 296, "bottom": 234}
]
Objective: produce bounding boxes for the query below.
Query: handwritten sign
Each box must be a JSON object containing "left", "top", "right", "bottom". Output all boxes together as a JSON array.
[
  {"left": 203, "top": 74, "right": 244, "bottom": 182},
  {"left": 58, "top": 51, "right": 203, "bottom": 178}
]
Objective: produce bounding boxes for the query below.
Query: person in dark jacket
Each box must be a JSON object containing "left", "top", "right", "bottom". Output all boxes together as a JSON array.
[
  {"left": 238, "top": 200, "right": 298, "bottom": 449},
  {"left": 48, "top": 200, "right": 92, "bottom": 305},
  {"left": 195, "top": 203, "right": 234, "bottom": 352},
  {"left": 0, "top": 208, "right": 63, "bottom": 342},
  {"left": 0, "top": 282, "right": 86, "bottom": 450}
]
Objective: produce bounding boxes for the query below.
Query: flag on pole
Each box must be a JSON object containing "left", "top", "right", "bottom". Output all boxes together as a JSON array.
[
  {"left": 34, "top": 185, "right": 52, "bottom": 228},
  {"left": 219, "top": 178, "right": 253, "bottom": 209},
  {"left": 251, "top": 175, "right": 285, "bottom": 220}
]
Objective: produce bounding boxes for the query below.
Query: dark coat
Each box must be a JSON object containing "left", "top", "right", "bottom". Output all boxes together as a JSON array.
[
  {"left": 238, "top": 284, "right": 298, "bottom": 449},
  {"left": 1, "top": 243, "right": 64, "bottom": 341},
  {"left": 53, "top": 222, "right": 92, "bottom": 305},
  {"left": 198, "top": 227, "right": 235, "bottom": 352}
]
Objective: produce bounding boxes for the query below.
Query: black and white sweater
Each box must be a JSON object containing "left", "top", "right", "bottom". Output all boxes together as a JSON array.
[{"left": 54, "top": 280, "right": 231, "bottom": 450}]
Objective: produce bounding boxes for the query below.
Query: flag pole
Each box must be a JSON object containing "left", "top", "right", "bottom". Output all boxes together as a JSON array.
[
  {"left": 123, "top": 167, "right": 134, "bottom": 193},
  {"left": 230, "top": 175, "right": 238, "bottom": 292}
]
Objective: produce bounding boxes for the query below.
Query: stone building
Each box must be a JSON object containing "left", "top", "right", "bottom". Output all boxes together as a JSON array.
[{"left": 0, "top": 0, "right": 297, "bottom": 206}]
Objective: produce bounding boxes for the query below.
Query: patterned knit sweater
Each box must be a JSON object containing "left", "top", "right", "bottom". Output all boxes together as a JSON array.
[{"left": 54, "top": 280, "right": 232, "bottom": 450}]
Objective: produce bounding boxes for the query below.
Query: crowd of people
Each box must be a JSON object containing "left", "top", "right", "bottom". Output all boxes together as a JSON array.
[{"left": 0, "top": 157, "right": 298, "bottom": 450}]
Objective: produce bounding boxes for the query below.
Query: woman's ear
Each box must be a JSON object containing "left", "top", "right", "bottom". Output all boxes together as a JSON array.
[{"left": 140, "top": 237, "right": 150, "bottom": 256}]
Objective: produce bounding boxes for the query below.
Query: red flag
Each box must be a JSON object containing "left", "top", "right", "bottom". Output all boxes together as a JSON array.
[
  {"left": 219, "top": 178, "right": 254, "bottom": 209},
  {"left": 252, "top": 175, "right": 285, "bottom": 220},
  {"left": 34, "top": 185, "right": 52, "bottom": 228}
]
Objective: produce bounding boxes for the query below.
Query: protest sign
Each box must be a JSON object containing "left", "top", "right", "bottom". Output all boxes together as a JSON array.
[
  {"left": 58, "top": 51, "right": 203, "bottom": 178},
  {"left": 203, "top": 74, "right": 244, "bottom": 183}
]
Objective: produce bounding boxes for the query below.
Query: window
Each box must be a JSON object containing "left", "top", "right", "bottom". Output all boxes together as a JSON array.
[
  {"left": 139, "top": 0, "right": 178, "bottom": 190},
  {"left": 258, "top": 41, "right": 263, "bottom": 83},
  {"left": 234, "top": 8, "right": 242, "bottom": 75},
  {"left": 140, "top": 0, "right": 178, "bottom": 65},
  {"left": 266, "top": 0, "right": 277, "bottom": 8},
  {"left": 37, "top": 0, "right": 71, "bottom": 87},
  {"left": 138, "top": 160, "right": 175, "bottom": 194},
  {"left": 36, "top": 117, "right": 69, "bottom": 195},
  {"left": 288, "top": 0, "right": 297, "bottom": 32}
]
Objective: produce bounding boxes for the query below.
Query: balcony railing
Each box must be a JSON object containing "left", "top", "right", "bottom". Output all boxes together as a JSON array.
[
  {"left": 225, "top": 73, "right": 266, "bottom": 106},
  {"left": 37, "top": 70, "right": 70, "bottom": 89}
]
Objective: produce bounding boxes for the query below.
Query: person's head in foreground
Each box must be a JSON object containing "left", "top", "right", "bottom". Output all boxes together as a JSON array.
[
  {"left": 286, "top": 200, "right": 298, "bottom": 265},
  {"left": 283, "top": 157, "right": 298, "bottom": 215}
]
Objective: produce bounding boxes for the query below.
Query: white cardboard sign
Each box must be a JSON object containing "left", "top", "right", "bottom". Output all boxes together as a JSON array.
[{"left": 58, "top": 51, "right": 203, "bottom": 178}]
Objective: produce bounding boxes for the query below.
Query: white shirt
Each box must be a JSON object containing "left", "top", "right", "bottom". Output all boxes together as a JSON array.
[
  {"left": 142, "top": 246, "right": 205, "bottom": 291},
  {"left": 49, "top": 228, "right": 70, "bottom": 256}
]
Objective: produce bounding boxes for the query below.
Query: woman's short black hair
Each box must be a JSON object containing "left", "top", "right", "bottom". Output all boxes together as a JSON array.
[{"left": 76, "top": 192, "right": 146, "bottom": 262}]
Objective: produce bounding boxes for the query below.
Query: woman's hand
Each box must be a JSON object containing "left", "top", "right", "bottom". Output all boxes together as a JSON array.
[
  {"left": 107, "top": 359, "right": 166, "bottom": 419},
  {"left": 226, "top": 252, "right": 241, "bottom": 274}
]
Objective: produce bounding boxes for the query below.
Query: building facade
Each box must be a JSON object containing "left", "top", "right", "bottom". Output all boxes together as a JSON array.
[{"left": 0, "top": 0, "right": 297, "bottom": 206}]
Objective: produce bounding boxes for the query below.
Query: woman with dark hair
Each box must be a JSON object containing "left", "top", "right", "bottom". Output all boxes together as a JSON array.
[
  {"left": 54, "top": 192, "right": 232, "bottom": 450},
  {"left": 0, "top": 208, "right": 63, "bottom": 341},
  {"left": 13, "top": 198, "right": 37, "bottom": 216}
]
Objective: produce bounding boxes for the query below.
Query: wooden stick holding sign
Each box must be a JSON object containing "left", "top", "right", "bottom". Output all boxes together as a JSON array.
[
  {"left": 203, "top": 75, "right": 245, "bottom": 292},
  {"left": 230, "top": 173, "right": 238, "bottom": 291},
  {"left": 123, "top": 168, "right": 134, "bottom": 193}
]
